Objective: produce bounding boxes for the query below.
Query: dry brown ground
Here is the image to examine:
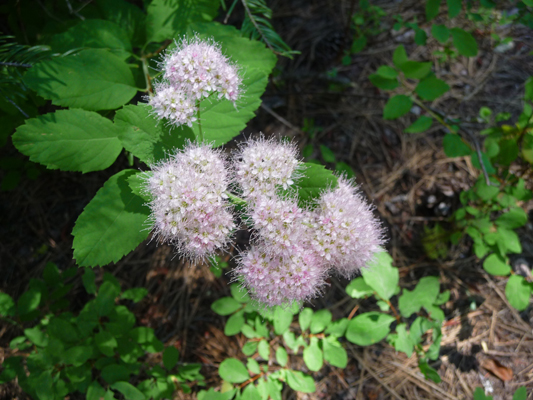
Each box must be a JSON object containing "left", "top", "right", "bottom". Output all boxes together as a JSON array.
[{"left": 1, "top": 0, "right": 533, "bottom": 399}]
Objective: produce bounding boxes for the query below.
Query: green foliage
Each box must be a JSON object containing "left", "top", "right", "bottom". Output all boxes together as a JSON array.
[{"left": 0, "top": 264, "right": 203, "bottom": 400}]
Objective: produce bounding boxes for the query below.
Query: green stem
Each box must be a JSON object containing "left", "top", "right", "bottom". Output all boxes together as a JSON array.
[
  {"left": 197, "top": 105, "right": 203, "bottom": 143},
  {"left": 141, "top": 57, "right": 152, "bottom": 93}
]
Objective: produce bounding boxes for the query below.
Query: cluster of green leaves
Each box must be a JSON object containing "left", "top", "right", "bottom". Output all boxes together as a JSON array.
[
  {"left": 347, "top": 0, "right": 386, "bottom": 59},
  {"left": 473, "top": 386, "right": 527, "bottom": 400},
  {"left": 346, "top": 252, "right": 447, "bottom": 383},
  {"left": 0, "top": 263, "right": 203, "bottom": 400},
  {"left": 205, "top": 252, "right": 447, "bottom": 399}
]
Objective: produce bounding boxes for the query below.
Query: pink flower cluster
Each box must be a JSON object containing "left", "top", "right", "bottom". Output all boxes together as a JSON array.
[
  {"left": 145, "top": 138, "right": 384, "bottom": 307},
  {"left": 148, "top": 37, "right": 243, "bottom": 128},
  {"left": 146, "top": 143, "right": 235, "bottom": 261},
  {"left": 233, "top": 139, "right": 385, "bottom": 307}
]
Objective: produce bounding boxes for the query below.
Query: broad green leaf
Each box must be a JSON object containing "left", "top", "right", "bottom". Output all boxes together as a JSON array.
[
  {"left": 24, "top": 49, "right": 138, "bottom": 111},
  {"left": 87, "top": 381, "right": 106, "bottom": 400},
  {"left": 361, "top": 252, "right": 398, "bottom": 300},
  {"left": 289, "top": 163, "right": 338, "bottom": 207},
  {"left": 72, "top": 169, "right": 150, "bottom": 267},
  {"left": 218, "top": 358, "right": 249, "bottom": 383},
  {"left": 163, "top": 346, "right": 180, "bottom": 370},
  {"left": 110, "top": 382, "right": 146, "bottom": 400},
  {"left": 383, "top": 95, "right": 412, "bottom": 120},
  {"left": 303, "top": 337, "right": 323, "bottom": 371},
  {"left": 324, "top": 318, "right": 349, "bottom": 337},
  {"left": 48, "top": 19, "right": 132, "bottom": 58},
  {"left": 299, "top": 308, "right": 313, "bottom": 331},
  {"left": 258, "top": 339, "right": 270, "bottom": 360},
  {"left": 369, "top": 74, "right": 399, "bottom": 90},
  {"left": 513, "top": 387, "right": 527, "bottom": 400},
  {"left": 96, "top": 281, "right": 120, "bottom": 316},
  {"left": 0, "top": 292, "right": 15, "bottom": 316},
  {"left": 17, "top": 288, "right": 41, "bottom": 316},
  {"left": 276, "top": 346, "right": 288, "bottom": 367},
  {"left": 483, "top": 253, "right": 511, "bottom": 276},
  {"left": 286, "top": 370, "right": 315, "bottom": 393},
  {"left": 505, "top": 275, "right": 531, "bottom": 311},
  {"left": 405, "top": 115, "right": 433, "bottom": 133},
  {"left": 241, "top": 383, "right": 261, "bottom": 400},
  {"left": 447, "top": 0, "right": 462, "bottom": 18},
  {"left": 48, "top": 317, "right": 79, "bottom": 342},
  {"left": 451, "top": 28, "right": 478, "bottom": 57},
  {"left": 431, "top": 24, "right": 450, "bottom": 44},
  {"left": 346, "top": 277, "right": 373, "bottom": 298},
  {"left": 114, "top": 104, "right": 194, "bottom": 165},
  {"left": 211, "top": 297, "right": 241, "bottom": 316},
  {"left": 320, "top": 145, "right": 336, "bottom": 163},
  {"left": 416, "top": 77, "right": 450, "bottom": 101},
  {"left": 13, "top": 109, "right": 123, "bottom": 173},
  {"left": 496, "top": 228, "right": 522, "bottom": 254},
  {"left": 496, "top": 208, "right": 528, "bottom": 229},
  {"left": 398, "top": 277, "right": 440, "bottom": 317},
  {"left": 121, "top": 288, "right": 148, "bottom": 303},
  {"left": 426, "top": 0, "right": 441, "bottom": 21},
  {"left": 400, "top": 61, "right": 432, "bottom": 80},
  {"left": 62, "top": 345, "right": 93, "bottom": 366},
  {"left": 273, "top": 306, "right": 293, "bottom": 335},
  {"left": 230, "top": 284, "right": 251, "bottom": 303},
  {"left": 242, "top": 341, "right": 258, "bottom": 356},
  {"left": 393, "top": 45, "right": 408, "bottom": 68},
  {"left": 96, "top": 330, "right": 118, "bottom": 356},
  {"left": 346, "top": 312, "right": 395, "bottom": 346},
  {"left": 376, "top": 66, "right": 398, "bottom": 79},
  {"left": 24, "top": 326, "right": 48, "bottom": 347},
  {"left": 246, "top": 358, "right": 260, "bottom": 375},
  {"left": 146, "top": 0, "right": 219, "bottom": 44},
  {"left": 309, "top": 309, "right": 332, "bottom": 334},
  {"left": 414, "top": 27, "right": 428, "bottom": 46},
  {"left": 443, "top": 134, "right": 471, "bottom": 157},
  {"left": 225, "top": 310, "right": 245, "bottom": 336},
  {"left": 93, "top": 0, "right": 146, "bottom": 46},
  {"left": 323, "top": 337, "right": 347, "bottom": 368}
]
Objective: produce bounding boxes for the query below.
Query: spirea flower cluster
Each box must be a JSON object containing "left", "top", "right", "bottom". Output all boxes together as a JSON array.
[
  {"left": 148, "top": 37, "right": 243, "bottom": 128},
  {"left": 145, "top": 138, "right": 384, "bottom": 307}
]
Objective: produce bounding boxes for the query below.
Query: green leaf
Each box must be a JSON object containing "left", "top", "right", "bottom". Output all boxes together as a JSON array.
[
  {"left": 43, "top": 262, "right": 61, "bottom": 286},
  {"left": 319, "top": 145, "right": 336, "bottom": 163},
  {"left": 351, "top": 35, "right": 367, "bottom": 53},
  {"left": 93, "top": 0, "right": 146, "bottom": 46},
  {"left": 225, "top": 310, "right": 245, "bottom": 336},
  {"left": 471, "top": 152, "right": 496, "bottom": 174},
  {"left": 398, "top": 276, "right": 440, "bottom": 317},
  {"left": 102, "top": 364, "right": 133, "bottom": 384},
  {"left": 505, "top": 275, "right": 531, "bottom": 311},
  {"left": 96, "top": 281, "right": 120, "bottom": 316},
  {"left": 121, "top": 288, "right": 148, "bottom": 303},
  {"left": 346, "top": 312, "right": 395, "bottom": 346},
  {"left": 324, "top": 318, "right": 349, "bottom": 337},
  {"left": 483, "top": 253, "right": 511, "bottom": 276},
  {"left": 17, "top": 288, "right": 41, "bottom": 316},
  {"left": 303, "top": 337, "right": 323, "bottom": 371},
  {"left": 87, "top": 381, "right": 106, "bottom": 400},
  {"left": 286, "top": 370, "right": 316, "bottom": 393},
  {"left": 361, "top": 252, "right": 398, "bottom": 300},
  {"left": 289, "top": 163, "right": 338, "bottom": 207},
  {"left": 242, "top": 341, "right": 258, "bottom": 356},
  {"left": 146, "top": 0, "right": 219, "bottom": 44},
  {"left": 393, "top": 45, "right": 408, "bottom": 68},
  {"left": 496, "top": 208, "right": 528, "bottom": 229},
  {"left": 48, "top": 316, "right": 79, "bottom": 342},
  {"left": 451, "top": 28, "right": 478, "bottom": 57},
  {"left": 405, "top": 115, "right": 433, "bottom": 133},
  {"left": 523, "top": 132, "right": 533, "bottom": 164},
  {"left": 431, "top": 24, "right": 450, "bottom": 44},
  {"left": 496, "top": 228, "right": 522, "bottom": 254},
  {"left": 346, "top": 277, "right": 373, "bottom": 298},
  {"left": 387, "top": 323, "right": 413, "bottom": 356},
  {"left": 309, "top": 309, "right": 332, "bottom": 334},
  {"left": 63, "top": 345, "right": 93, "bottom": 367},
  {"left": 72, "top": 169, "right": 150, "bottom": 267},
  {"left": 110, "top": 382, "right": 146, "bottom": 400},
  {"left": 276, "top": 347, "right": 288, "bottom": 367},
  {"left": 419, "top": 359, "right": 441, "bottom": 383},
  {"left": 322, "top": 337, "right": 347, "bottom": 368},
  {"left": 24, "top": 326, "right": 48, "bottom": 347},
  {"left": 369, "top": 74, "right": 399, "bottom": 90},
  {"left": 96, "top": 330, "right": 118, "bottom": 357},
  {"left": 13, "top": 109, "right": 122, "bottom": 173},
  {"left": 219, "top": 358, "right": 250, "bottom": 383},
  {"left": 400, "top": 61, "right": 432, "bottom": 79},
  {"left": 247, "top": 358, "right": 260, "bottom": 375},
  {"left": 163, "top": 346, "right": 180, "bottom": 370},
  {"left": 82, "top": 269, "right": 97, "bottom": 295},
  {"left": 376, "top": 66, "right": 398, "bottom": 79},
  {"left": 513, "top": 387, "right": 527, "bottom": 400},
  {"left": 416, "top": 77, "right": 450, "bottom": 101},
  {"left": 114, "top": 104, "right": 194, "bottom": 165},
  {"left": 426, "top": 0, "right": 441, "bottom": 21},
  {"left": 383, "top": 95, "right": 412, "bottom": 120},
  {"left": 414, "top": 28, "right": 428, "bottom": 46},
  {"left": 0, "top": 292, "right": 15, "bottom": 316},
  {"left": 258, "top": 339, "right": 269, "bottom": 360},
  {"left": 48, "top": 19, "right": 132, "bottom": 57},
  {"left": 230, "top": 284, "right": 251, "bottom": 303},
  {"left": 447, "top": 0, "right": 462, "bottom": 18},
  {"left": 24, "top": 49, "right": 137, "bottom": 111},
  {"left": 273, "top": 306, "right": 293, "bottom": 335},
  {"left": 299, "top": 308, "right": 313, "bottom": 331},
  {"left": 212, "top": 297, "right": 241, "bottom": 316},
  {"left": 443, "top": 134, "right": 471, "bottom": 157}
]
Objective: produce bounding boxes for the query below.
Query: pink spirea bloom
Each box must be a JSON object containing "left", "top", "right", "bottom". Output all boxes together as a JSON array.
[
  {"left": 146, "top": 143, "right": 235, "bottom": 260},
  {"left": 236, "top": 246, "right": 327, "bottom": 307},
  {"left": 162, "top": 37, "right": 243, "bottom": 103},
  {"left": 149, "top": 82, "right": 197, "bottom": 127},
  {"left": 312, "top": 178, "right": 385, "bottom": 277},
  {"left": 233, "top": 137, "right": 301, "bottom": 200}
]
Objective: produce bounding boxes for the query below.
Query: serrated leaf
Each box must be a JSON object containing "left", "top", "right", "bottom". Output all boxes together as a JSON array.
[
  {"left": 24, "top": 49, "right": 137, "bottom": 111},
  {"left": 13, "top": 109, "right": 122, "bottom": 173},
  {"left": 383, "top": 95, "right": 412, "bottom": 120},
  {"left": 303, "top": 337, "right": 323, "bottom": 371},
  {"left": 211, "top": 297, "right": 241, "bottom": 316},
  {"left": 451, "top": 28, "right": 478, "bottom": 57},
  {"left": 219, "top": 358, "right": 250, "bottom": 383},
  {"left": 361, "top": 252, "right": 398, "bottom": 300},
  {"left": 73, "top": 169, "right": 150, "bottom": 267},
  {"left": 93, "top": 0, "right": 146, "bottom": 46},
  {"left": 416, "top": 76, "right": 450, "bottom": 101},
  {"left": 346, "top": 312, "right": 395, "bottom": 346},
  {"left": 405, "top": 115, "right": 433, "bottom": 133},
  {"left": 115, "top": 104, "right": 194, "bottom": 165}
]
